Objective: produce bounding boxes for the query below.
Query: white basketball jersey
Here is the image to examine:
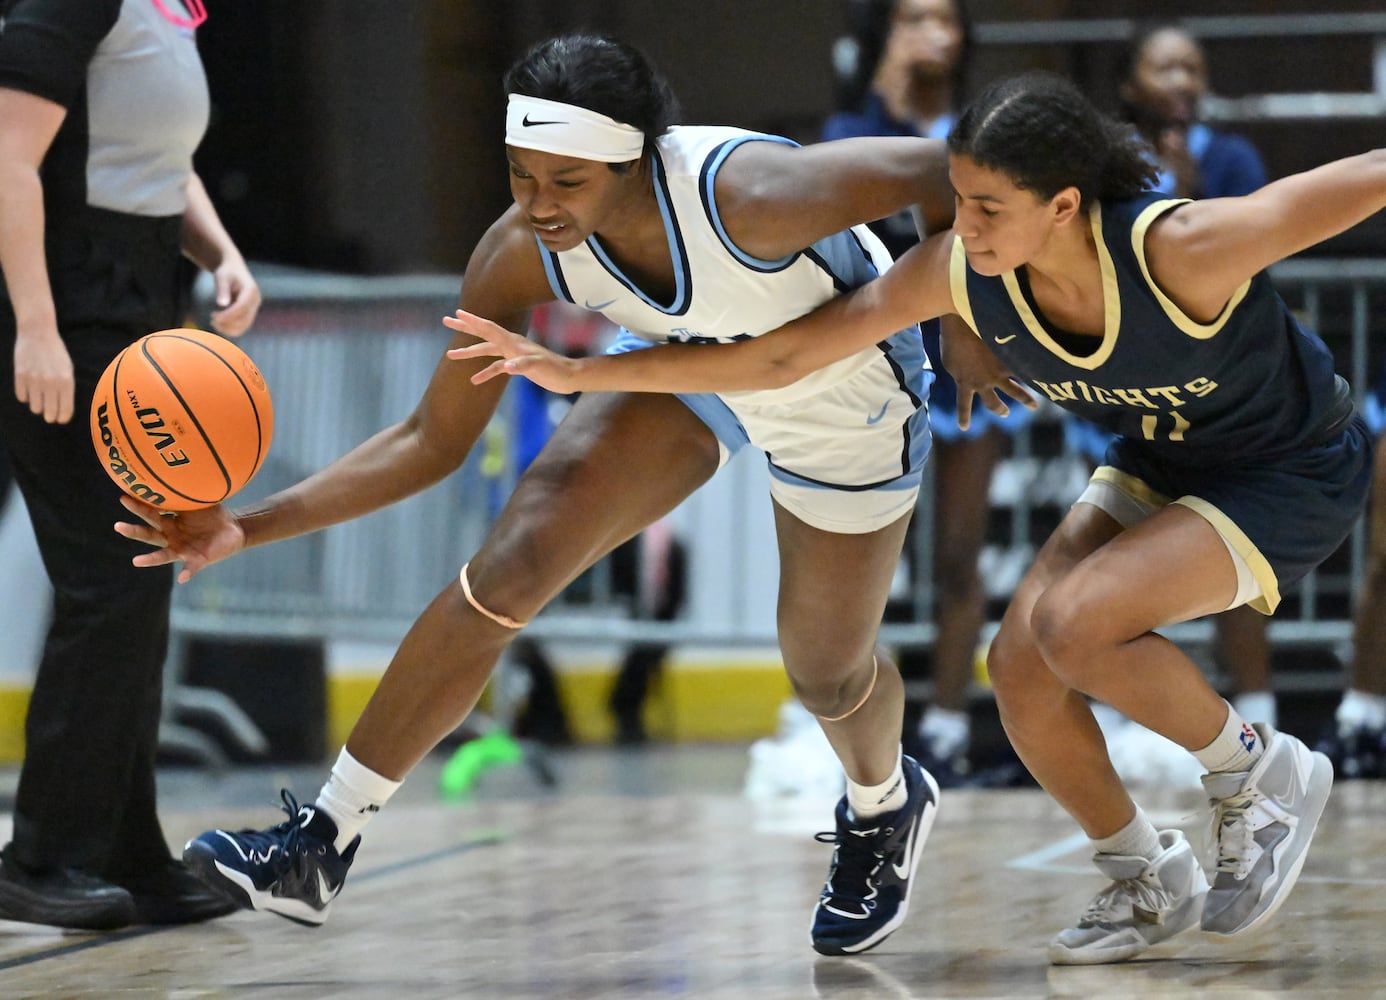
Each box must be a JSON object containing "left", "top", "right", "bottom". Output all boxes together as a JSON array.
[{"left": 537, "top": 125, "right": 898, "bottom": 406}]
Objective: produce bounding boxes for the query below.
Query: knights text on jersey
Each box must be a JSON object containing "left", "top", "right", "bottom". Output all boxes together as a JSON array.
[{"left": 949, "top": 193, "right": 1341, "bottom": 466}]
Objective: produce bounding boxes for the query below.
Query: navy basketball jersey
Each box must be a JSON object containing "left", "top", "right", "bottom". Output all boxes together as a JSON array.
[{"left": 949, "top": 194, "right": 1343, "bottom": 465}]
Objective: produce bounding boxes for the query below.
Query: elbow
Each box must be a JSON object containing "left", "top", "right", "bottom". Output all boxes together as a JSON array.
[
  {"left": 758, "top": 356, "right": 809, "bottom": 390},
  {"left": 404, "top": 417, "right": 469, "bottom": 483}
]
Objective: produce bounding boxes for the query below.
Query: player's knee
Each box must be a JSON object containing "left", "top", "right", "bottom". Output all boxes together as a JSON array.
[
  {"left": 458, "top": 550, "right": 548, "bottom": 628},
  {"left": 988, "top": 619, "right": 1081, "bottom": 728},
  {"left": 786, "top": 657, "right": 872, "bottom": 719},
  {"left": 1029, "top": 585, "right": 1104, "bottom": 690},
  {"left": 985, "top": 621, "right": 1038, "bottom": 701}
]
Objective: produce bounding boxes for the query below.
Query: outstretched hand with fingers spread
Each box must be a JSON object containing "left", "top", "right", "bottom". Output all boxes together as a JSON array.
[
  {"left": 114, "top": 496, "right": 246, "bottom": 584},
  {"left": 938, "top": 316, "right": 1039, "bottom": 431},
  {"left": 444, "top": 310, "right": 586, "bottom": 394}
]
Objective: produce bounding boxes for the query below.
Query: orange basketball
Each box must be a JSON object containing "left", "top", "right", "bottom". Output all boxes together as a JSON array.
[{"left": 90, "top": 329, "right": 274, "bottom": 511}]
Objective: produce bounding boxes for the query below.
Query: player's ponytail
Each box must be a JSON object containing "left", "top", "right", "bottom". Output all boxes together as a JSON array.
[{"left": 948, "top": 71, "right": 1156, "bottom": 207}]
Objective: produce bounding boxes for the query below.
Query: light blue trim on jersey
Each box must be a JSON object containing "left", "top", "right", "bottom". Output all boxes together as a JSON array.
[
  {"left": 606, "top": 329, "right": 752, "bottom": 453},
  {"left": 535, "top": 151, "right": 692, "bottom": 315},
  {"left": 605, "top": 328, "right": 933, "bottom": 489},
  {"left": 803, "top": 228, "right": 886, "bottom": 295},
  {"left": 585, "top": 151, "right": 691, "bottom": 314},
  {"left": 538, "top": 248, "right": 575, "bottom": 304},
  {"left": 701, "top": 136, "right": 800, "bottom": 272}
]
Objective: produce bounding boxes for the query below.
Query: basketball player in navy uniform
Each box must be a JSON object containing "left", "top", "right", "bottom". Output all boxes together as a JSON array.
[
  {"left": 451, "top": 71, "right": 1384, "bottom": 964},
  {"left": 116, "top": 34, "right": 958, "bottom": 955}
]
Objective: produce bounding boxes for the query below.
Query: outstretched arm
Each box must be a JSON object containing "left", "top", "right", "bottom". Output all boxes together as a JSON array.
[
  {"left": 116, "top": 208, "right": 554, "bottom": 580},
  {"left": 1146, "top": 148, "right": 1386, "bottom": 319},
  {"left": 713, "top": 136, "right": 954, "bottom": 260},
  {"left": 448, "top": 232, "right": 959, "bottom": 394}
]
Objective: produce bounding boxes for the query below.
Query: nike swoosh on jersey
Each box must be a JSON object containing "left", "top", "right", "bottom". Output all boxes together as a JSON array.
[
  {"left": 584, "top": 298, "right": 618, "bottom": 311},
  {"left": 866, "top": 402, "right": 890, "bottom": 425},
  {"left": 993, "top": 334, "right": 1017, "bottom": 344}
]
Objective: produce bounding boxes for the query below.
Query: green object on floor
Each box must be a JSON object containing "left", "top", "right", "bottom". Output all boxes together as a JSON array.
[{"left": 439, "top": 729, "right": 524, "bottom": 799}]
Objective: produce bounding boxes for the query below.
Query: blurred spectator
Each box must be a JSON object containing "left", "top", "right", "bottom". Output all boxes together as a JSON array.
[{"left": 1115, "top": 20, "right": 1266, "bottom": 200}]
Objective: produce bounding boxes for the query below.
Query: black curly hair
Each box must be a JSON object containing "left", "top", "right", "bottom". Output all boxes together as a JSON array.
[
  {"left": 948, "top": 71, "right": 1157, "bottom": 208},
  {"left": 503, "top": 34, "right": 682, "bottom": 163}
]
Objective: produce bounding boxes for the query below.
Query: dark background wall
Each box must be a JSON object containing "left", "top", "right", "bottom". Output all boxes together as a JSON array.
[{"left": 194, "top": 0, "right": 1386, "bottom": 275}]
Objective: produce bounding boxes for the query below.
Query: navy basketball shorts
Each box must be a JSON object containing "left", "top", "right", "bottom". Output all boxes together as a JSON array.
[{"left": 1078, "top": 416, "right": 1372, "bottom": 614}]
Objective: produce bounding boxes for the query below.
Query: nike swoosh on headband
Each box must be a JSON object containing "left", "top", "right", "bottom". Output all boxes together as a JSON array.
[{"left": 522, "top": 115, "right": 566, "bottom": 127}]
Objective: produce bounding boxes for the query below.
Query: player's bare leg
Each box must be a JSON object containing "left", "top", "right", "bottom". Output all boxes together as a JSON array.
[
  {"left": 183, "top": 391, "right": 720, "bottom": 924},
  {"left": 773, "top": 506, "right": 940, "bottom": 954}
]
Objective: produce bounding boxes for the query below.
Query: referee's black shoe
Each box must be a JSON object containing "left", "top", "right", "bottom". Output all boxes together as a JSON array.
[
  {"left": 112, "top": 859, "right": 240, "bottom": 925},
  {"left": 0, "top": 854, "right": 135, "bottom": 931}
]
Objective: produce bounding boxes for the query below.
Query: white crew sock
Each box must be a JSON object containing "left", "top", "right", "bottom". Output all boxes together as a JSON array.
[
  {"left": 315, "top": 747, "right": 403, "bottom": 853},
  {"left": 1193, "top": 701, "right": 1263, "bottom": 774},
  {"left": 847, "top": 753, "right": 907, "bottom": 819},
  {"left": 1091, "top": 807, "right": 1162, "bottom": 862}
]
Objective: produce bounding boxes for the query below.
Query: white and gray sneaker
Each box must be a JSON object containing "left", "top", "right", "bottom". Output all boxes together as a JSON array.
[
  {"left": 1200, "top": 722, "right": 1333, "bottom": 936},
  {"left": 1049, "top": 829, "right": 1209, "bottom": 965}
]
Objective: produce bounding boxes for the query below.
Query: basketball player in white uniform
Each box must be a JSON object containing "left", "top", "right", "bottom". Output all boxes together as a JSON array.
[{"left": 119, "top": 34, "right": 954, "bottom": 955}]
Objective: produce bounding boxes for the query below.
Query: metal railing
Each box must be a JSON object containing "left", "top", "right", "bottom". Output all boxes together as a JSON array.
[{"left": 169, "top": 259, "right": 1386, "bottom": 662}]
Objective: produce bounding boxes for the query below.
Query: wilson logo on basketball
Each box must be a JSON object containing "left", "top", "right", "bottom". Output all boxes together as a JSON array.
[{"left": 95, "top": 401, "right": 169, "bottom": 506}]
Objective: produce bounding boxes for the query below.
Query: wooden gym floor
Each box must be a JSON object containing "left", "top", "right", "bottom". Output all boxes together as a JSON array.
[{"left": 1, "top": 742, "right": 1384, "bottom": 999}]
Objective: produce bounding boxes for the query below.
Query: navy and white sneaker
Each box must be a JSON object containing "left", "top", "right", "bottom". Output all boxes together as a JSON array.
[
  {"left": 182, "top": 790, "right": 359, "bottom": 927},
  {"left": 810, "top": 756, "right": 940, "bottom": 955}
]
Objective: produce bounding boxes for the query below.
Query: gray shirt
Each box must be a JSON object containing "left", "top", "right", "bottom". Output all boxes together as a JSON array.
[
  {"left": 0, "top": 0, "right": 209, "bottom": 217},
  {"left": 87, "top": 0, "right": 209, "bottom": 215}
]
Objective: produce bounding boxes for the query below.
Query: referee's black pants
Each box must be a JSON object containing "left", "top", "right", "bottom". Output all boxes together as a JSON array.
[{"left": 0, "top": 209, "right": 184, "bottom": 880}]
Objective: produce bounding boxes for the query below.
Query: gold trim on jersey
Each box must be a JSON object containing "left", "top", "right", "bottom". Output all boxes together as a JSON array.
[
  {"left": 999, "top": 202, "right": 1120, "bottom": 371},
  {"left": 1175, "top": 496, "right": 1280, "bottom": 614},
  {"left": 1131, "top": 199, "right": 1253, "bottom": 340},
  {"left": 1091, "top": 467, "right": 1280, "bottom": 615},
  {"left": 1090, "top": 465, "right": 1171, "bottom": 508},
  {"left": 949, "top": 235, "right": 979, "bottom": 336}
]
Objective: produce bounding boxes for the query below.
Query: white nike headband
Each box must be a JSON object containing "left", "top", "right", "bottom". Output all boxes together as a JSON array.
[{"left": 505, "top": 94, "right": 645, "bottom": 163}]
